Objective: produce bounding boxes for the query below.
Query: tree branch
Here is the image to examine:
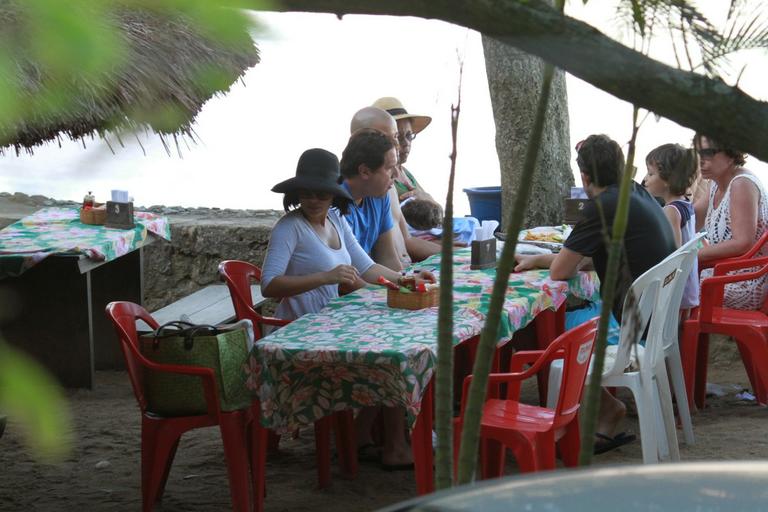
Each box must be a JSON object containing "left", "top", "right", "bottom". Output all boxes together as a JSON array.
[{"left": 255, "top": 0, "right": 768, "bottom": 161}]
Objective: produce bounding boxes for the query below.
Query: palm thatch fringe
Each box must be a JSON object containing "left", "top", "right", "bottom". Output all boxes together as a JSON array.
[{"left": 0, "top": 4, "right": 259, "bottom": 155}]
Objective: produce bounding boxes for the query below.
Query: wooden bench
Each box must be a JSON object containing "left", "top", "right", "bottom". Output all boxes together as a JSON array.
[{"left": 146, "top": 284, "right": 267, "bottom": 327}]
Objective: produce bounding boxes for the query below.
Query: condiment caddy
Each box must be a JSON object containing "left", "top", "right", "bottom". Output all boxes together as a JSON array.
[
  {"left": 79, "top": 191, "right": 107, "bottom": 225},
  {"left": 378, "top": 275, "right": 439, "bottom": 310}
]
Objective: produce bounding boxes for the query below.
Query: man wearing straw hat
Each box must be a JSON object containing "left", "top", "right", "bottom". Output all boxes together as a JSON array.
[
  {"left": 373, "top": 97, "right": 479, "bottom": 247},
  {"left": 373, "top": 97, "right": 436, "bottom": 204},
  {"left": 349, "top": 106, "right": 440, "bottom": 265}
]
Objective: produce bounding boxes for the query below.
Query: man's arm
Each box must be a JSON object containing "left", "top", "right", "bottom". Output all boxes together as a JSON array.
[
  {"left": 389, "top": 187, "right": 440, "bottom": 262},
  {"left": 514, "top": 247, "right": 586, "bottom": 280},
  {"left": 698, "top": 177, "right": 760, "bottom": 261},
  {"left": 399, "top": 187, "right": 436, "bottom": 203},
  {"left": 692, "top": 178, "right": 710, "bottom": 232},
  {"left": 372, "top": 227, "right": 404, "bottom": 271},
  {"left": 405, "top": 168, "right": 435, "bottom": 203},
  {"left": 401, "top": 213, "right": 440, "bottom": 261}
]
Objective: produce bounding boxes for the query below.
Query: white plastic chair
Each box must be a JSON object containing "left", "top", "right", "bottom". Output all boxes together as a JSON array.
[
  {"left": 659, "top": 231, "right": 707, "bottom": 447},
  {"left": 547, "top": 251, "right": 689, "bottom": 463}
]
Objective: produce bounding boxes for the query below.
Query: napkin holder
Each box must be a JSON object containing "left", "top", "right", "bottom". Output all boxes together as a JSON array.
[
  {"left": 470, "top": 238, "right": 497, "bottom": 270},
  {"left": 105, "top": 201, "right": 135, "bottom": 229},
  {"left": 563, "top": 198, "right": 591, "bottom": 225}
]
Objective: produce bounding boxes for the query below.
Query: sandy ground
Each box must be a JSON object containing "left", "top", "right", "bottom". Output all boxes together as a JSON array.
[{"left": 2, "top": 335, "right": 767, "bottom": 511}]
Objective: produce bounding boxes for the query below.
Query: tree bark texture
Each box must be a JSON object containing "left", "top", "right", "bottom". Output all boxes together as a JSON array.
[
  {"left": 483, "top": 35, "right": 572, "bottom": 228},
  {"left": 258, "top": 0, "right": 768, "bottom": 162}
]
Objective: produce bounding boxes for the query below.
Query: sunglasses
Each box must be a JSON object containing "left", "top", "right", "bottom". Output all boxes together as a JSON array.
[
  {"left": 298, "top": 190, "right": 333, "bottom": 201},
  {"left": 697, "top": 148, "right": 721, "bottom": 159}
]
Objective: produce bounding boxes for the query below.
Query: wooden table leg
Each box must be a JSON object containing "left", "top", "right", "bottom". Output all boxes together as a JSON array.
[{"left": 412, "top": 379, "right": 434, "bottom": 495}]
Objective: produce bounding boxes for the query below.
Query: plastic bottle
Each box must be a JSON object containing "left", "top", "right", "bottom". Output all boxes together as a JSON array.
[{"left": 83, "top": 191, "right": 95, "bottom": 209}]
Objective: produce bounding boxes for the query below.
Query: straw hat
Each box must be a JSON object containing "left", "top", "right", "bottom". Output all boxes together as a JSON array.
[
  {"left": 272, "top": 148, "right": 353, "bottom": 200},
  {"left": 371, "top": 97, "right": 432, "bottom": 135}
]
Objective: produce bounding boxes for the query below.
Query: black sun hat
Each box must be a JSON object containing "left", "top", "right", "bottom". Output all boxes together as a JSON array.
[{"left": 271, "top": 148, "right": 353, "bottom": 200}]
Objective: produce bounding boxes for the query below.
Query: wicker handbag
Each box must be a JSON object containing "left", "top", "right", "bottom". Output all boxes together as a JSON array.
[{"left": 140, "top": 320, "right": 254, "bottom": 416}]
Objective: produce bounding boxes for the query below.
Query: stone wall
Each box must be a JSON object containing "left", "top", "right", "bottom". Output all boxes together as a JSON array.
[
  {"left": 0, "top": 192, "right": 283, "bottom": 311},
  {"left": 142, "top": 209, "right": 282, "bottom": 311}
]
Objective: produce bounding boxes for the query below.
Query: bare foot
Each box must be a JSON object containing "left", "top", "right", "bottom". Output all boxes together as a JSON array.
[
  {"left": 381, "top": 444, "right": 413, "bottom": 468},
  {"left": 596, "top": 387, "right": 626, "bottom": 437}
]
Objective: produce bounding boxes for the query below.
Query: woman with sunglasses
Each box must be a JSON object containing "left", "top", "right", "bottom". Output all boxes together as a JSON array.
[
  {"left": 693, "top": 134, "right": 768, "bottom": 309},
  {"left": 261, "top": 147, "right": 434, "bottom": 320},
  {"left": 261, "top": 148, "right": 434, "bottom": 470}
]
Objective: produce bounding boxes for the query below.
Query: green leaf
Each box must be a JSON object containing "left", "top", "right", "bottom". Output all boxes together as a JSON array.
[{"left": 0, "top": 341, "right": 72, "bottom": 461}]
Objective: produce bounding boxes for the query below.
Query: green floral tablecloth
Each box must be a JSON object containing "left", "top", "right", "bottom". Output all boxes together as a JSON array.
[
  {"left": 247, "top": 249, "right": 599, "bottom": 433},
  {"left": 0, "top": 207, "right": 171, "bottom": 278}
]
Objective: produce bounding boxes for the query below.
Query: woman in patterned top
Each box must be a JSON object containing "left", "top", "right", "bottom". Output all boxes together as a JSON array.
[{"left": 692, "top": 134, "right": 768, "bottom": 310}]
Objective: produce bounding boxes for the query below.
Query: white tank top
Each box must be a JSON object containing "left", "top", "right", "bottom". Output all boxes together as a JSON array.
[{"left": 702, "top": 172, "right": 768, "bottom": 310}]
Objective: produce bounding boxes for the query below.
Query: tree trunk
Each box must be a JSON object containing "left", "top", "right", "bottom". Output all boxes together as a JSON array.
[
  {"left": 259, "top": 0, "right": 768, "bottom": 162},
  {"left": 483, "top": 35, "right": 572, "bottom": 229}
]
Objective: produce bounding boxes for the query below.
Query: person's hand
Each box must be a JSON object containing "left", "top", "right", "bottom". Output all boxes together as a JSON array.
[
  {"left": 514, "top": 254, "right": 538, "bottom": 273},
  {"left": 399, "top": 190, "right": 418, "bottom": 201},
  {"left": 413, "top": 270, "right": 437, "bottom": 284},
  {"left": 325, "top": 265, "right": 359, "bottom": 287}
]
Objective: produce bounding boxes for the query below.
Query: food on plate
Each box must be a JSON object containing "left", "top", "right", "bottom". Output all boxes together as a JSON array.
[
  {"left": 523, "top": 231, "right": 564, "bottom": 243},
  {"left": 519, "top": 225, "right": 571, "bottom": 244}
]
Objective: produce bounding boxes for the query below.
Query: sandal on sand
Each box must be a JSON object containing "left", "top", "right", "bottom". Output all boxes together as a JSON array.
[
  {"left": 358, "top": 443, "right": 382, "bottom": 463},
  {"left": 593, "top": 432, "right": 636, "bottom": 455}
]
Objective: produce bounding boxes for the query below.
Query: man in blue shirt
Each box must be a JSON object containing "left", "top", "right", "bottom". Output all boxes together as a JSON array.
[
  {"left": 339, "top": 126, "right": 417, "bottom": 469},
  {"left": 349, "top": 106, "right": 441, "bottom": 267},
  {"left": 340, "top": 127, "right": 402, "bottom": 271}
]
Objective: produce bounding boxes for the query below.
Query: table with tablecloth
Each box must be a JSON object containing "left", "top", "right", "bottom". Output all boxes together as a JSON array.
[
  {"left": 246, "top": 249, "right": 599, "bottom": 434},
  {"left": 0, "top": 207, "right": 170, "bottom": 278},
  {"left": 0, "top": 207, "right": 171, "bottom": 387}
]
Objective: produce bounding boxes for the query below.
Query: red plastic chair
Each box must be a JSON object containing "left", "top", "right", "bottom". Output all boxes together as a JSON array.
[
  {"left": 218, "top": 260, "right": 358, "bottom": 488},
  {"left": 453, "top": 317, "right": 598, "bottom": 477},
  {"left": 681, "top": 255, "right": 768, "bottom": 409},
  {"left": 454, "top": 303, "right": 566, "bottom": 405},
  {"left": 105, "top": 301, "right": 260, "bottom": 512}
]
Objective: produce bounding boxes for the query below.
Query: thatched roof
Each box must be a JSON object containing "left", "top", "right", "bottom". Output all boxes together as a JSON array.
[{"left": 0, "top": 5, "right": 259, "bottom": 154}]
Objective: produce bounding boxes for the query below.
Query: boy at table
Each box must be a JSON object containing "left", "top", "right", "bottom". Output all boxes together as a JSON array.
[{"left": 514, "top": 134, "right": 676, "bottom": 453}]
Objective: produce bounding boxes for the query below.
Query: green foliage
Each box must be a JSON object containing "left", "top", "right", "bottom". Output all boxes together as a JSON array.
[
  {"left": 434, "top": 81, "right": 461, "bottom": 491},
  {"left": 0, "top": 0, "right": 266, "bottom": 462},
  {"left": 127, "top": 0, "right": 261, "bottom": 49},
  {"left": 613, "top": 0, "right": 768, "bottom": 76},
  {"left": 0, "top": 340, "right": 73, "bottom": 461},
  {"left": 23, "top": 0, "right": 124, "bottom": 79}
]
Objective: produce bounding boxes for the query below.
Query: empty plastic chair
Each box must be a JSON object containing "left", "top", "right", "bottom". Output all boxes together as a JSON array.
[{"left": 453, "top": 318, "right": 599, "bottom": 476}]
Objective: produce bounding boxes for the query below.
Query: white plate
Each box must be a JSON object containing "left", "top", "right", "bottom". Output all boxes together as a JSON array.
[{"left": 518, "top": 225, "right": 572, "bottom": 245}]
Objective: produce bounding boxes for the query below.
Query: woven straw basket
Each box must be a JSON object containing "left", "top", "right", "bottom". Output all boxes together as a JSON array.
[
  {"left": 387, "top": 287, "right": 439, "bottom": 310},
  {"left": 80, "top": 205, "right": 107, "bottom": 225}
]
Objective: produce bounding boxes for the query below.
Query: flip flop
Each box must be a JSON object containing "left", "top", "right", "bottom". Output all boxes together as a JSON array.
[
  {"left": 381, "top": 462, "right": 415, "bottom": 471},
  {"left": 357, "top": 443, "right": 382, "bottom": 463},
  {"left": 593, "top": 432, "right": 636, "bottom": 455}
]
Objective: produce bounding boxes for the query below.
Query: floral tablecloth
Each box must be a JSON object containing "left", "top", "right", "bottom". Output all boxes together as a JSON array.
[
  {"left": 0, "top": 207, "right": 171, "bottom": 278},
  {"left": 247, "top": 249, "right": 599, "bottom": 433}
]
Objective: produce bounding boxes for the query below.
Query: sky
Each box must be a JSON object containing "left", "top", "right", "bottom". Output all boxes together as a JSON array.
[{"left": 0, "top": 2, "right": 766, "bottom": 216}]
